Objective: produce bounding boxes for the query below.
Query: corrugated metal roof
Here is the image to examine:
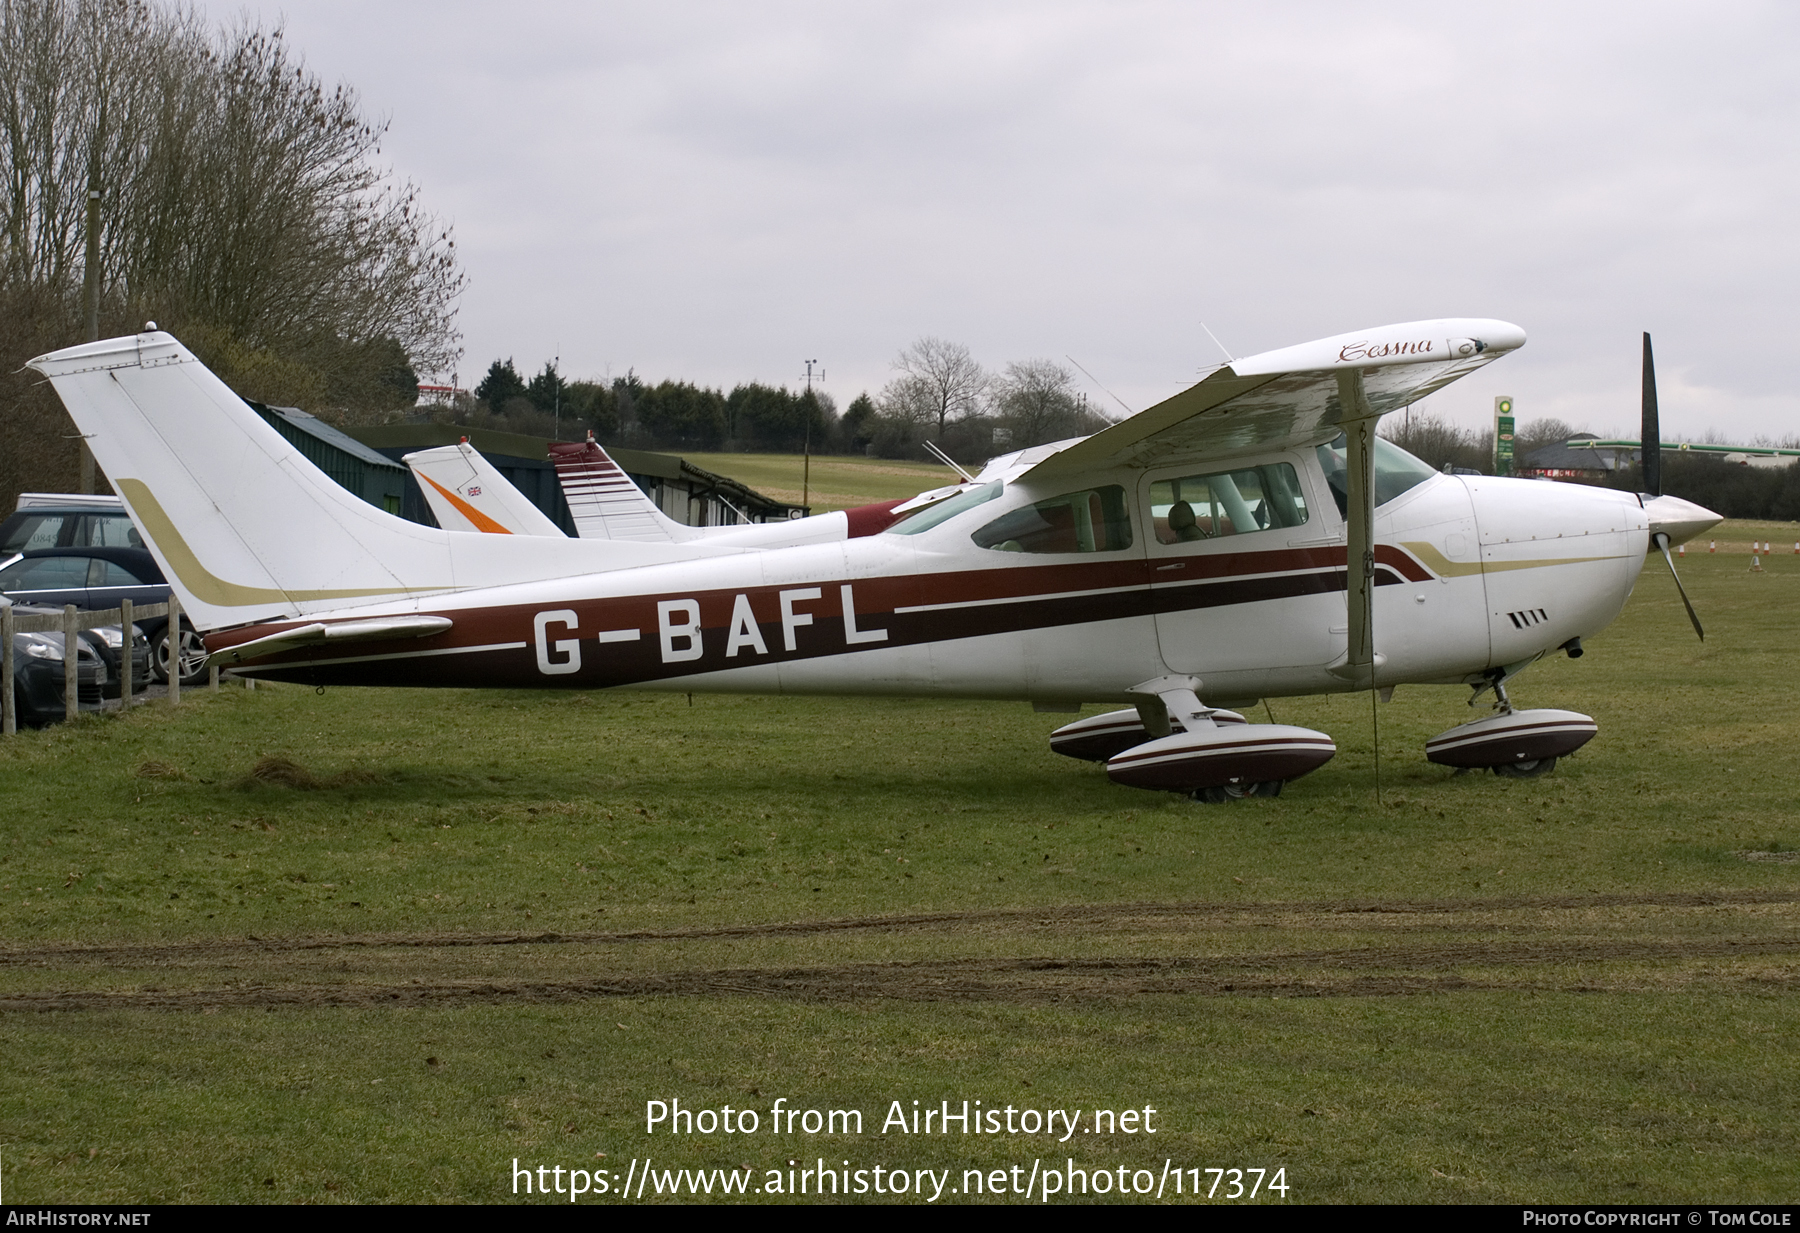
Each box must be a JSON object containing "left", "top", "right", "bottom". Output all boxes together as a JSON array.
[{"left": 255, "top": 406, "right": 406, "bottom": 472}]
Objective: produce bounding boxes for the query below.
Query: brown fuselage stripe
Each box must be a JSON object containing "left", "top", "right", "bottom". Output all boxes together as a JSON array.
[{"left": 212, "top": 545, "right": 1430, "bottom": 689}]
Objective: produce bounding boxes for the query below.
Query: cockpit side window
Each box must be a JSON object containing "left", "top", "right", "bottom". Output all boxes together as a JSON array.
[
  {"left": 1148, "top": 463, "right": 1308, "bottom": 544},
  {"left": 972, "top": 485, "right": 1133, "bottom": 554}
]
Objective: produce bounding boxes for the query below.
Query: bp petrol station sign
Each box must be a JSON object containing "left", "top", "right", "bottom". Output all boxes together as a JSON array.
[{"left": 1494, "top": 396, "right": 1514, "bottom": 476}]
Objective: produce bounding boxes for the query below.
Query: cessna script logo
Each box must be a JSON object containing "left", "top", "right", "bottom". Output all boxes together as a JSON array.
[
  {"left": 1337, "top": 338, "right": 1436, "bottom": 363},
  {"left": 1336, "top": 336, "right": 1484, "bottom": 363}
]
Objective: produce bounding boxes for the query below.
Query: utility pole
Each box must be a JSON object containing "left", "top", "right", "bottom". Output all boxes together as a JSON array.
[
  {"left": 800, "top": 360, "right": 823, "bottom": 513},
  {"left": 553, "top": 354, "right": 562, "bottom": 440}
]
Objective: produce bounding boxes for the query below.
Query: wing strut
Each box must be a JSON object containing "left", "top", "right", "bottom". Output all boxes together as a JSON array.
[
  {"left": 1339, "top": 371, "right": 1384, "bottom": 803},
  {"left": 1338, "top": 371, "right": 1378, "bottom": 692}
]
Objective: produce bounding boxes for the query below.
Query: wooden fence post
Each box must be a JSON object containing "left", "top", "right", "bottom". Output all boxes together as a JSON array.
[
  {"left": 2, "top": 603, "right": 14, "bottom": 736},
  {"left": 209, "top": 661, "right": 219, "bottom": 691},
  {"left": 167, "top": 591, "right": 182, "bottom": 707},
  {"left": 120, "top": 598, "right": 133, "bottom": 707},
  {"left": 63, "top": 604, "right": 78, "bottom": 723}
]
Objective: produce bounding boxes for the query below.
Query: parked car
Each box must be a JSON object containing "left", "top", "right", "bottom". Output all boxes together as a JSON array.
[
  {"left": 4, "top": 599, "right": 149, "bottom": 727},
  {"left": 0, "top": 493, "right": 142, "bottom": 554},
  {"left": 0, "top": 546, "right": 204, "bottom": 684}
]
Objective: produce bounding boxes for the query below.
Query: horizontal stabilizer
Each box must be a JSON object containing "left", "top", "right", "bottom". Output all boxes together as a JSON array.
[{"left": 217, "top": 615, "right": 454, "bottom": 665}]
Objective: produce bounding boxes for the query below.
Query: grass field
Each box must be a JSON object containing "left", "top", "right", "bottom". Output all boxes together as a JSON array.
[
  {"left": 0, "top": 522, "right": 1795, "bottom": 1203},
  {"left": 682, "top": 453, "right": 948, "bottom": 512}
]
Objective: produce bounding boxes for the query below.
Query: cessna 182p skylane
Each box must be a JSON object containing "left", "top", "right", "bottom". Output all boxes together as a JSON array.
[{"left": 29, "top": 319, "right": 1719, "bottom": 801}]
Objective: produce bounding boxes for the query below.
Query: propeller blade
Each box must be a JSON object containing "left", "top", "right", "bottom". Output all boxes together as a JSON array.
[
  {"left": 1642, "top": 332, "right": 1661, "bottom": 499},
  {"left": 1654, "top": 532, "right": 1704, "bottom": 641}
]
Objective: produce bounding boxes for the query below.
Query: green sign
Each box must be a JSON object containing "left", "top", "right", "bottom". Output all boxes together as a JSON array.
[{"left": 1495, "top": 396, "right": 1515, "bottom": 476}]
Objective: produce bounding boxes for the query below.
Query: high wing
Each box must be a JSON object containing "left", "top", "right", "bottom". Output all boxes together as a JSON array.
[{"left": 1020, "top": 319, "right": 1525, "bottom": 482}]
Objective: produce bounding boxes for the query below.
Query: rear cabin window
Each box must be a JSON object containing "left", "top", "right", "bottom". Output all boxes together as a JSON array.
[
  {"left": 972, "top": 486, "right": 1133, "bottom": 554},
  {"left": 1149, "top": 463, "right": 1309, "bottom": 544}
]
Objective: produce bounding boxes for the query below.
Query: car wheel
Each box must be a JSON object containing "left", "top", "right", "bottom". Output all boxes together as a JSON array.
[{"left": 153, "top": 624, "right": 209, "bottom": 685}]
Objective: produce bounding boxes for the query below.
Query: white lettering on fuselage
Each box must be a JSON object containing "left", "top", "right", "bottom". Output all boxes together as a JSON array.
[
  {"left": 725, "top": 593, "right": 768, "bottom": 657},
  {"left": 779, "top": 588, "right": 822, "bottom": 651},
  {"left": 658, "top": 599, "right": 704, "bottom": 662},
  {"left": 841, "top": 584, "right": 888, "bottom": 644},
  {"left": 533, "top": 609, "right": 581, "bottom": 674}
]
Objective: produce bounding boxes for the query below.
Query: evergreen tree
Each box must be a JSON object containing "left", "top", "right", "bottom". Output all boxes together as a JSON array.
[
  {"left": 475, "top": 358, "right": 526, "bottom": 413},
  {"left": 526, "top": 360, "right": 566, "bottom": 414}
]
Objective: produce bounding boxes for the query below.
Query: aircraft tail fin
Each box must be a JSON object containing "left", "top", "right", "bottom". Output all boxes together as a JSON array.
[
  {"left": 27, "top": 331, "right": 709, "bottom": 629},
  {"left": 404, "top": 441, "right": 567, "bottom": 537},
  {"left": 550, "top": 434, "right": 702, "bottom": 542}
]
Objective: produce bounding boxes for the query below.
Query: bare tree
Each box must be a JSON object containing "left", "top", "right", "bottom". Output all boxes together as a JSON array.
[
  {"left": 1512, "top": 416, "right": 1588, "bottom": 463},
  {"left": 0, "top": 0, "right": 463, "bottom": 430},
  {"left": 878, "top": 337, "right": 989, "bottom": 440},
  {"left": 992, "top": 358, "right": 1115, "bottom": 447},
  {"left": 1380, "top": 411, "right": 1491, "bottom": 474}
]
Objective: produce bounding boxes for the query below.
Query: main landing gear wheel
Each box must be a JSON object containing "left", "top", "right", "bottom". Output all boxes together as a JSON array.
[
  {"left": 1191, "top": 781, "right": 1285, "bottom": 803},
  {"left": 1492, "top": 756, "right": 1557, "bottom": 780}
]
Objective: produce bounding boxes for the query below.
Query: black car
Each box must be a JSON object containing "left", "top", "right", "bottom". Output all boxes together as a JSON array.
[
  {"left": 5, "top": 600, "right": 149, "bottom": 727},
  {"left": 0, "top": 546, "right": 206, "bottom": 684}
]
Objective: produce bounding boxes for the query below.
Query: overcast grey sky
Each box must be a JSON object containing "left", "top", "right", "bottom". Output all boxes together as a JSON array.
[{"left": 249, "top": 1, "right": 1800, "bottom": 443}]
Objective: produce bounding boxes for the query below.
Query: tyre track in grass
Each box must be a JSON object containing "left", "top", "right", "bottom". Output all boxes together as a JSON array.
[
  {"left": 2, "top": 888, "right": 1796, "bottom": 967},
  {"left": 1, "top": 928, "right": 1796, "bottom": 1011}
]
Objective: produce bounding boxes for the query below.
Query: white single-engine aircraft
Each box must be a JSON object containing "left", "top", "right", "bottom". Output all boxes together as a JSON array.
[{"left": 29, "top": 319, "right": 1719, "bottom": 801}]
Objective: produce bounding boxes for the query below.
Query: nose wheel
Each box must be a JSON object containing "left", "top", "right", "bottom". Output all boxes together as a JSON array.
[
  {"left": 1492, "top": 756, "right": 1557, "bottom": 779},
  {"left": 1191, "top": 780, "right": 1285, "bottom": 803}
]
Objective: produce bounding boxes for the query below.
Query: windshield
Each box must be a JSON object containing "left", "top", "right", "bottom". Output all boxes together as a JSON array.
[
  {"left": 885, "top": 482, "right": 1005, "bottom": 536},
  {"left": 1315, "top": 434, "right": 1442, "bottom": 516}
]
